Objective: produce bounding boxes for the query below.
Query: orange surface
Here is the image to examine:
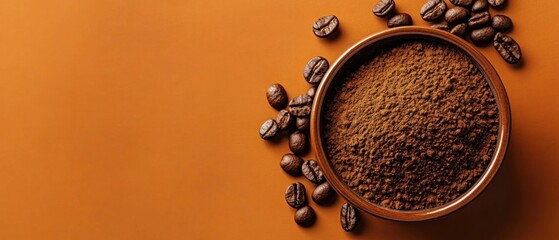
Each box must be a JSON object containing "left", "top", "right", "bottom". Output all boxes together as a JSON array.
[{"left": 0, "top": 0, "right": 558, "bottom": 239}]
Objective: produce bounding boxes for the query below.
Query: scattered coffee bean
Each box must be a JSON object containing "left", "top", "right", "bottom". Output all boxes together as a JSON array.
[
  {"left": 450, "top": 0, "right": 473, "bottom": 7},
  {"left": 304, "top": 56, "right": 329, "bottom": 85},
  {"left": 492, "top": 15, "right": 513, "bottom": 32},
  {"left": 468, "top": 11, "right": 491, "bottom": 29},
  {"left": 280, "top": 153, "right": 304, "bottom": 176},
  {"left": 488, "top": 0, "right": 506, "bottom": 8},
  {"left": 312, "top": 15, "right": 339, "bottom": 38},
  {"left": 445, "top": 6, "right": 470, "bottom": 24},
  {"left": 296, "top": 117, "right": 310, "bottom": 131},
  {"left": 450, "top": 23, "right": 468, "bottom": 36},
  {"left": 470, "top": 26, "right": 495, "bottom": 45},
  {"left": 494, "top": 32, "right": 522, "bottom": 64},
  {"left": 259, "top": 119, "right": 279, "bottom": 140},
  {"left": 276, "top": 110, "right": 294, "bottom": 131},
  {"left": 307, "top": 86, "right": 317, "bottom": 98},
  {"left": 302, "top": 160, "right": 325, "bottom": 184},
  {"left": 420, "top": 0, "right": 447, "bottom": 22},
  {"left": 312, "top": 182, "right": 335, "bottom": 205},
  {"left": 266, "top": 83, "right": 288, "bottom": 110},
  {"left": 288, "top": 94, "right": 313, "bottom": 117},
  {"left": 431, "top": 22, "right": 450, "bottom": 31},
  {"left": 294, "top": 206, "right": 316, "bottom": 227},
  {"left": 285, "top": 182, "right": 307, "bottom": 208},
  {"left": 289, "top": 131, "right": 309, "bottom": 154},
  {"left": 373, "top": 0, "right": 396, "bottom": 18},
  {"left": 341, "top": 203, "right": 359, "bottom": 232},
  {"left": 471, "top": 0, "right": 489, "bottom": 12},
  {"left": 387, "top": 13, "right": 413, "bottom": 28}
]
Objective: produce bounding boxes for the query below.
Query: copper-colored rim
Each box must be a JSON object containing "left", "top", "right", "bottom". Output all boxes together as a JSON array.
[{"left": 310, "top": 26, "right": 511, "bottom": 221}]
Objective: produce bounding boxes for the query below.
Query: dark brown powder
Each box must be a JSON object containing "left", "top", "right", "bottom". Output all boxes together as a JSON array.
[{"left": 323, "top": 40, "right": 499, "bottom": 210}]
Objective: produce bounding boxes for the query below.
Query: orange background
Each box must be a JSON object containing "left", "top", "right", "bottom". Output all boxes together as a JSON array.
[{"left": 0, "top": 0, "right": 558, "bottom": 239}]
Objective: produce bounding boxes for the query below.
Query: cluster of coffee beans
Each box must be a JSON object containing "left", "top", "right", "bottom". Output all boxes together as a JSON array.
[
  {"left": 369, "top": 0, "right": 522, "bottom": 64},
  {"left": 418, "top": 0, "right": 522, "bottom": 64},
  {"left": 259, "top": 25, "right": 361, "bottom": 229},
  {"left": 373, "top": 0, "right": 413, "bottom": 28}
]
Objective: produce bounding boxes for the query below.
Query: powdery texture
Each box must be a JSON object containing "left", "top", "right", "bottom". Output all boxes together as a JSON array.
[{"left": 323, "top": 40, "right": 499, "bottom": 210}]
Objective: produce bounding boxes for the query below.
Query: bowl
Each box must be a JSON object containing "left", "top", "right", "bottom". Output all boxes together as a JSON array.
[{"left": 310, "top": 26, "right": 511, "bottom": 221}]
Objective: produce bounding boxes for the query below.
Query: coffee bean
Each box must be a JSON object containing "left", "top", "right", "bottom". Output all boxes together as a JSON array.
[
  {"left": 450, "top": 0, "right": 473, "bottom": 6},
  {"left": 470, "top": 26, "right": 495, "bottom": 45},
  {"left": 313, "top": 15, "right": 339, "bottom": 38},
  {"left": 304, "top": 56, "right": 329, "bottom": 85},
  {"left": 341, "top": 203, "right": 359, "bottom": 232},
  {"left": 488, "top": 0, "right": 506, "bottom": 8},
  {"left": 492, "top": 15, "right": 513, "bottom": 32},
  {"left": 280, "top": 153, "right": 304, "bottom": 176},
  {"left": 387, "top": 13, "right": 413, "bottom": 28},
  {"left": 432, "top": 22, "right": 450, "bottom": 32},
  {"left": 288, "top": 94, "right": 313, "bottom": 117},
  {"left": 259, "top": 119, "right": 278, "bottom": 140},
  {"left": 450, "top": 23, "right": 468, "bottom": 36},
  {"left": 420, "top": 0, "right": 447, "bottom": 22},
  {"left": 373, "top": 0, "right": 396, "bottom": 18},
  {"left": 494, "top": 32, "right": 522, "bottom": 64},
  {"left": 468, "top": 11, "right": 491, "bottom": 29},
  {"left": 445, "top": 7, "right": 470, "bottom": 24},
  {"left": 294, "top": 206, "right": 316, "bottom": 227},
  {"left": 471, "top": 0, "right": 489, "bottom": 12},
  {"left": 296, "top": 117, "right": 310, "bottom": 131},
  {"left": 307, "top": 86, "right": 317, "bottom": 98},
  {"left": 285, "top": 182, "right": 307, "bottom": 208},
  {"left": 312, "top": 182, "right": 335, "bottom": 205},
  {"left": 276, "top": 110, "right": 294, "bottom": 131},
  {"left": 302, "top": 160, "right": 325, "bottom": 184},
  {"left": 266, "top": 83, "right": 288, "bottom": 110},
  {"left": 289, "top": 131, "right": 309, "bottom": 154}
]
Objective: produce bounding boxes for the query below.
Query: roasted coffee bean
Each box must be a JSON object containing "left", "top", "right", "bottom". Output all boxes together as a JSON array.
[
  {"left": 313, "top": 15, "right": 339, "bottom": 38},
  {"left": 373, "top": 0, "right": 396, "bottom": 18},
  {"left": 468, "top": 11, "right": 491, "bottom": 29},
  {"left": 492, "top": 15, "right": 513, "bottom": 32},
  {"left": 450, "top": 0, "right": 473, "bottom": 6},
  {"left": 285, "top": 182, "right": 307, "bottom": 208},
  {"left": 266, "top": 83, "right": 288, "bottom": 110},
  {"left": 387, "top": 13, "right": 413, "bottom": 28},
  {"left": 276, "top": 110, "right": 294, "bottom": 131},
  {"left": 472, "top": 0, "right": 489, "bottom": 12},
  {"left": 259, "top": 119, "right": 278, "bottom": 140},
  {"left": 294, "top": 206, "right": 316, "bottom": 227},
  {"left": 280, "top": 153, "right": 304, "bottom": 176},
  {"left": 307, "top": 86, "right": 317, "bottom": 98},
  {"left": 302, "top": 160, "right": 325, "bottom": 184},
  {"left": 296, "top": 117, "right": 310, "bottom": 131},
  {"left": 304, "top": 56, "right": 329, "bottom": 85},
  {"left": 341, "top": 203, "right": 359, "bottom": 232},
  {"left": 470, "top": 26, "right": 495, "bottom": 45},
  {"left": 312, "top": 182, "right": 335, "bottom": 205},
  {"left": 450, "top": 23, "right": 468, "bottom": 36},
  {"left": 494, "top": 32, "right": 522, "bottom": 64},
  {"left": 289, "top": 131, "right": 308, "bottom": 154},
  {"left": 288, "top": 94, "right": 313, "bottom": 117},
  {"left": 420, "top": 0, "right": 447, "bottom": 22},
  {"left": 432, "top": 22, "right": 450, "bottom": 31},
  {"left": 445, "top": 7, "right": 470, "bottom": 24},
  {"left": 488, "top": 0, "right": 506, "bottom": 8}
]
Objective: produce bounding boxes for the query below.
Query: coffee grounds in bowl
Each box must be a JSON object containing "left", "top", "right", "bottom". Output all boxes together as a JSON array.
[{"left": 323, "top": 40, "right": 499, "bottom": 210}]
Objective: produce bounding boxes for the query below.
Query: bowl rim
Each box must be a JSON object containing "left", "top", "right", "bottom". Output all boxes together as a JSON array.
[{"left": 310, "top": 26, "right": 511, "bottom": 221}]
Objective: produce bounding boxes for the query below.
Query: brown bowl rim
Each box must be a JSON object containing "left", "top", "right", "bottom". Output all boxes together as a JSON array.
[{"left": 310, "top": 26, "right": 511, "bottom": 221}]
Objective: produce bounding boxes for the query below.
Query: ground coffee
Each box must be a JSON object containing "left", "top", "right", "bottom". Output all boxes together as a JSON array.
[{"left": 323, "top": 40, "right": 499, "bottom": 210}]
